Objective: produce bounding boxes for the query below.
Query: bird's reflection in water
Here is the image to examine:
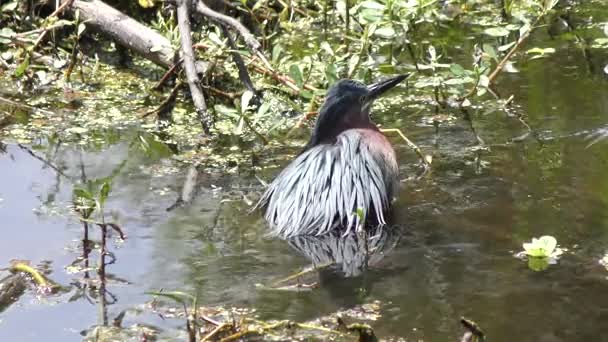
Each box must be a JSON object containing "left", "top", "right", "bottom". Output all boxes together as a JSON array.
[{"left": 287, "top": 225, "right": 402, "bottom": 278}]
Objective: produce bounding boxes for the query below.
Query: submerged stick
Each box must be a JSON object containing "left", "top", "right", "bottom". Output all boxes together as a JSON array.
[{"left": 271, "top": 262, "right": 333, "bottom": 287}]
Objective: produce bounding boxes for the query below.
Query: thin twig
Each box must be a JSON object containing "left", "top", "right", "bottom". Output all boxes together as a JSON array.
[
  {"left": 141, "top": 82, "right": 182, "bottom": 119},
  {"left": 202, "top": 323, "right": 232, "bottom": 341},
  {"left": 0, "top": 96, "right": 55, "bottom": 115},
  {"left": 177, "top": 0, "right": 211, "bottom": 133},
  {"left": 153, "top": 59, "right": 183, "bottom": 90},
  {"left": 487, "top": 4, "right": 557, "bottom": 84},
  {"left": 380, "top": 128, "right": 431, "bottom": 169},
  {"left": 249, "top": 59, "right": 318, "bottom": 93},
  {"left": 17, "top": 144, "right": 72, "bottom": 180},
  {"left": 195, "top": 0, "right": 273, "bottom": 70},
  {"left": 31, "top": 0, "right": 75, "bottom": 51},
  {"left": 272, "top": 262, "right": 333, "bottom": 287}
]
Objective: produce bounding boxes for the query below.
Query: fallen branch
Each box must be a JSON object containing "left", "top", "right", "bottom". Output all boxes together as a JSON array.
[{"left": 64, "top": 0, "right": 176, "bottom": 68}]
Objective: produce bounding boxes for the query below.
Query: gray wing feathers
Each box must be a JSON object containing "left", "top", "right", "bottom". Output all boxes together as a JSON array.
[{"left": 258, "top": 130, "right": 392, "bottom": 238}]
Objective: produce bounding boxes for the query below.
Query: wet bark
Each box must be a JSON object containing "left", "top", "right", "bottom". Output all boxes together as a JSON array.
[{"left": 64, "top": 0, "right": 176, "bottom": 68}]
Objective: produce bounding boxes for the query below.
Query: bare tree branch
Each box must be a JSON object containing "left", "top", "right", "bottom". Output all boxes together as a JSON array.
[{"left": 176, "top": 0, "right": 212, "bottom": 133}]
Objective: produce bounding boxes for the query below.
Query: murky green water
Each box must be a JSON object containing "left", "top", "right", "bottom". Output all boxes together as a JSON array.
[{"left": 3, "top": 3, "right": 608, "bottom": 341}]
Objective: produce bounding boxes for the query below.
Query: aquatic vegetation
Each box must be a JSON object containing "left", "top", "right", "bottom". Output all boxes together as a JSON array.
[{"left": 516, "top": 235, "right": 564, "bottom": 271}]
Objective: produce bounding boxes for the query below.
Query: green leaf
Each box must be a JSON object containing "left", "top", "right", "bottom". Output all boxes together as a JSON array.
[
  {"left": 1, "top": 1, "right": 18, "bottom": 12},
  {"left": 483, "top": 44, "right": 497, "bottom": 60},
  {"left": 14, "top": 55, "right": 30, "bottom": 78},
  {"left": 450, "top": 63, "right": 465, "bottom": 76},
  {"left": 146, "top": 291, "right": 195, "bottom": 305},
  {"left": 73, "top": 188, "right": 94, "bottom": 201},
  {"left": 0, "top": 27, "right": 15, "bottom": 44},
  {"left": 99, "top": 181, "right": 111, "bottom": 208},
  {"left": 498, "top": 41, "right": 516, "bottom": 52},
  {"left": 77, "top": 23, "right": 86, "bottom": 36},
  {"left": 374, "top": 26, "right": 395, "bottom": 38},
  {"left": 526, "top": 47, "right": 555, "bottom": 55},
  {"left": 325, "top": 63, "right": 338, "bottom": 85},
  {"left": 208, "top": 32, "right": 223, "bottom": 46},
  {"left": 300, "top": 90, "right": 313, "bottom": 99},
  {"left": 289, "top": 64, "right": 303, "bottom": 88},
  {"left": 360, "top": 1, "right": 386, "bottom": 10},
  {"left": 483, "top": 27, "right": 510, "bottom": 37},
  {"left": 354, "top": 208, "right": 365, "bottom": 222},
  {"left": 271, "top": 44, "right": 283, "bottom": 64}
]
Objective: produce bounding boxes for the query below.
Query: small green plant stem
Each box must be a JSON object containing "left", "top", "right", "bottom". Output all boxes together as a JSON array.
[{"left": 10, "top": 263, "right": 48, "bottom": 288}]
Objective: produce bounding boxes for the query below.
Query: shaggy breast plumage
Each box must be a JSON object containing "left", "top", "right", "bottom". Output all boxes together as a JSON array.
[{"left": 257, "top": 129, "right": 398, "bottom": 238}]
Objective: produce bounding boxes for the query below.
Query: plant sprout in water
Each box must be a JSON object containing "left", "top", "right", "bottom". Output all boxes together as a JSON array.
[{"left": 515, "top": 236, "right": 564, "bottom": 272}]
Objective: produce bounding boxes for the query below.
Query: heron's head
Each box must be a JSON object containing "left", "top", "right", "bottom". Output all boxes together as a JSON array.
[{"left": 308, "top": 74, "right": 409, "bottom": 147}]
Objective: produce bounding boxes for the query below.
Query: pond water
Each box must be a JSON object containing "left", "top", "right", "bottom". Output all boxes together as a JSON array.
[{"left": 2, "top": 3, "right": 608, "bottom": 342}]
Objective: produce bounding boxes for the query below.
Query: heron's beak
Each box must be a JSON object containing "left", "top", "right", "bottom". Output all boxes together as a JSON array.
[{"left": 367, "top": 74, "right": 409, "bottom": 100}]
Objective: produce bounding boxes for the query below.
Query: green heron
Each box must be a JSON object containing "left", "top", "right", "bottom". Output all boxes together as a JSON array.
[{"left": 257, "top": 74, "right": 408, "bottom": 237}]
